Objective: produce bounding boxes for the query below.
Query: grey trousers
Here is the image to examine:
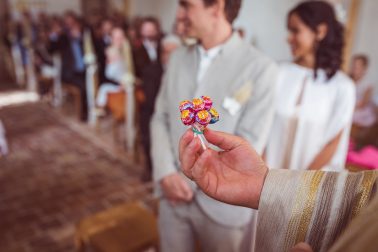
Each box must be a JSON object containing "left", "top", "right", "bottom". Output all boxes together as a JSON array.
[{"left": 159, "top": 199, "right": 250, "bottom": 252}]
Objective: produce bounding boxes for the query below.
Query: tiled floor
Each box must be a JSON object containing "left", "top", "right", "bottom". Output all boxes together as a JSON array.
[{"left": 0, "top": 102, "right": 147, "bottom": 252}]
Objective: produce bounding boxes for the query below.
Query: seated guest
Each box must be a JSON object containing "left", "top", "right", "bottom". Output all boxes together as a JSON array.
[
  {"left": 49, "top": 11, "right": 88, "bottom": 121},
  {"left": 350, "top": 54, "right": 376, "bottom": 128},
  {"left": 94, "top": 18, "right": 115, "bottom": 86},
  {"left": 34, "top": 25, "right": 55, "bottom": 96},
  {"left": 161, "top": 34, "right": 181, "bottom": 67},
  {"left": 96, "top": 27, "right": 134, "bottom": 109},
  {"left": 265, "top": 1, "right": 356, "bottom": 172}
]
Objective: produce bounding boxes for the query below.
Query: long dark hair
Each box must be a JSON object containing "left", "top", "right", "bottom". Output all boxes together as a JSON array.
[{"left": 289, "top": 1, "right": 344, "bottom": 80}]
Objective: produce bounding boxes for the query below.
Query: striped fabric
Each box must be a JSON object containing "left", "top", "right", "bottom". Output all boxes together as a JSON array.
[{"left": 256, "top": 170, "right": 378, "bottom": 252}]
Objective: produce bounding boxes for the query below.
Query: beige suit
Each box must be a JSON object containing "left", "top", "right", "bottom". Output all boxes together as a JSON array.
[{"left": 151, "top": 33, "right": 278, "bottom": 251}]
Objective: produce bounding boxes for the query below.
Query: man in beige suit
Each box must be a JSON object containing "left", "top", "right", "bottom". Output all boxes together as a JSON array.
[
  {"left": 151, "top": 0, "right": 278, "bottom": 251},
  {"left": 179, "top": 129, "right": 378, "bottom": 252}
]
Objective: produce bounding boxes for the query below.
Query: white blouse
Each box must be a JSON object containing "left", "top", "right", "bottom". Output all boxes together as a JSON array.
[{"left": 265, "top": 63, "right": 356, "bottom": 171}]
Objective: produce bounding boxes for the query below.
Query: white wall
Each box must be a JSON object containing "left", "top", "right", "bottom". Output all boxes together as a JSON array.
[
  {"left": 234, "top": 0, "right": 302, "bottom": 62},
  {"left": 352, "top": 0, "right": 378, "bottom": 90},
  {"left": 129, "top": 0, "right": 178, "bottom": 32},
  {"left": 8, "top": 0, "right": 81, "bottom": 19}
]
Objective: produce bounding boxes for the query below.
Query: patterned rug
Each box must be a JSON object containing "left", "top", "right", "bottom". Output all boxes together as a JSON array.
[{"left": 0, "top": 102, "right": 146, "bottom": 252}]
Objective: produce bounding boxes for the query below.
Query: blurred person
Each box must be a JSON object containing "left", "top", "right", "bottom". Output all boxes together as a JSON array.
[
  {"left": 2, "top": 17, "right": 16, "bottom": 80},
  {"left": 350, "top": 54, "right": 376, "bottom": 128},
  {"left": 86, "top": 11, "right": 103, "bottom": 31},
  {"left": 151, "top": 0, "right": 278, "bottom": 251},
  {"left": 179, "top": 129, "right": 378, "bottom": 252},
  {"left": 174, "top": 20, "right": 186, "bottom": 41},
  {"left": 34, "top": 25, "right": 55, "bottom": 96},
  {"left": 175, "top": 3, "right": 197, "bottom": 46},
  {"left": 49, "top": 16, "right": 64, "bottom": 36},
  {"left": 96, "top": 27, "right": 134, "bottom": 109},
  {"left": 161, "top": 34, "right": 182, "bottom": 67},
  {"left": 127, "top": 17, "right": 143, "bottom": 47},
  {"left": 111, "top": 11, "right": 129, "bottom": 31},
  {"left": 264, "top": 1, "right": 355, "bottom": 172},
  {"left": 34, "top": 26, "right": 53, "bottom": 72},
  {"left": 133, "top": 17, "right": 162, "bottom": 76},
  {"left": 94, "top": 18, "right": 115, "bottom": 86},
  {"left": 0, "top": 120, "right": 9, "bottom": 157},
  {"left": 19, "top": 11, "right": 37, "bottom": 65},
  {"left": 36, "top": 12, "right": 50, "bottom": 32},
  {"left": 49, "top": 11, "right": 88, "bottom": 121},
  {"left": 133, "top": 17, "right": 164, "bottom": 180},
  {"left": 164, "top": 19, "right": 186, "bottom": 55}
]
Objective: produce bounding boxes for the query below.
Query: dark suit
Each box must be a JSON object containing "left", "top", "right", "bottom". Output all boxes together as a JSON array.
[
  {"left": 133, "top": 40, "right": 164, "bottom": 175},
  {"left": 94, "top": 36, "right": 117, "bottom": 86},
  {"left": 49, "top": 31, "right": 88, "bottom": 121}
]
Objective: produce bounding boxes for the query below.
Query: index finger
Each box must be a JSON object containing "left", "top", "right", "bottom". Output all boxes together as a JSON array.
[
  {"left": 180, "top": 137, "right": 201, "bottom": 179},
  {"left": 179, "top": 129, "right": 194, "bottom": 162}
]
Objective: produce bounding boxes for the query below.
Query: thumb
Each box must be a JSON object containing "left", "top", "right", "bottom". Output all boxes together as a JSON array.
[
  {"left": 204, "top": 129, "right": 245, "bottom": 151},
  {"left": 290, "top": 243, "right": 313, "bottom": 252}
]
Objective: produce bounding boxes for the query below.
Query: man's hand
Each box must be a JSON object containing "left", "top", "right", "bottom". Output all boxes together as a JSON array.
[
  {"left": 160, "top": 173, "right": 194, "bottom": 204},
  {"left": 179, "top": 129, "right": 268, "bottom": 209},
  {"left": 290, "top": 243, "right": 313, "bottom": 252}
]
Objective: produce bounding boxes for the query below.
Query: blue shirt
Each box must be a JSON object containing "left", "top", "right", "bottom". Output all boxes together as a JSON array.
[{"left": 70, "top": 37, "right": 85, "bottom": 72}]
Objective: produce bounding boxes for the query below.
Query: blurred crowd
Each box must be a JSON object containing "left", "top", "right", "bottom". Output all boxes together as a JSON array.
[{"left": 1, "top": 10, "right": 187, "bottom": 176}]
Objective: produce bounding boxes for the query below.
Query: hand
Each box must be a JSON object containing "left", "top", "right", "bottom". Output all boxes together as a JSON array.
[
  {"left": 179, "top": 129, "right": 268, "bottom": 209},
  {"left": 290, "top": 243, "right": 313, "bottom": 252},
  {"left": 160, "top": 173, "right": 194, "bottom": 204}
]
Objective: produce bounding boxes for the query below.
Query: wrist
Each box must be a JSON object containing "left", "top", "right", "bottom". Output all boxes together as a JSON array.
[{"left": 250, "top": 165, "right": 269, "bottom": 209}]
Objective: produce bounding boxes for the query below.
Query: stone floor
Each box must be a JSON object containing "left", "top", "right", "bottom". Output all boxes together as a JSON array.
[{"left": 0, "top": 101, "right": 148, "bottom": 252}]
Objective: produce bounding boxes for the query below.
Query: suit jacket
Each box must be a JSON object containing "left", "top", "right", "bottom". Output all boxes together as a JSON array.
[
  {"left": 133, "top": 40, "right": 162, "bottom": 79},
  {"left": 49, "top": 31, "right": 85, "bottom": 85},
  {"left": 257, "top": 169, "right": 378, "bottom": 252},
  {"left": 133, "top": 41, "right": 164, "bottom": 114},
  {"left": 151, "top": 33, "right": 278, "bottom": 227},
  {"left": 94, "top": 36, "right": 112, "bottom": 85}
]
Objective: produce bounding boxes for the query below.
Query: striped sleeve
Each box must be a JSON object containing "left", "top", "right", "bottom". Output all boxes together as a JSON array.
[{"left": 256, "top": 169, "right": 378, "bottom": 252}]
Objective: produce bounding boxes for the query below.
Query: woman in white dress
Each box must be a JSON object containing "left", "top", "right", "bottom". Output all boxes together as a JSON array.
[
  {"left": 265, "top": 1, "right": 356, "bottom": 171},
  {"left": 96, "top": 27, "right": 134, "bottom": 108}
]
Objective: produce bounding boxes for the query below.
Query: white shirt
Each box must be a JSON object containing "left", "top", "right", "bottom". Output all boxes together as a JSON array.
[
  {"left": 143, "top": 39, "right": 158, "bottom": 62},
  {"left": 265, "top": 63, "right": 356, "bottom": 171},
  {"left": 197, "top": 45, "right": 222, "bottom": 83}
]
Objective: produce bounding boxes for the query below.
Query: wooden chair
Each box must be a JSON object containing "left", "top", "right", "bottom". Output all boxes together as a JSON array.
[
  {"left": 107, "top": 91, "right": 127, "bottom": 123},
  {"left": 75, "top": 201, "right": 159, "bottom": 252},
  {"left": 60, "top": 65, "right": 99, "bottom": 121},
  {"left": 106, "top": 87, "right": 144, "bottom": 158}
]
